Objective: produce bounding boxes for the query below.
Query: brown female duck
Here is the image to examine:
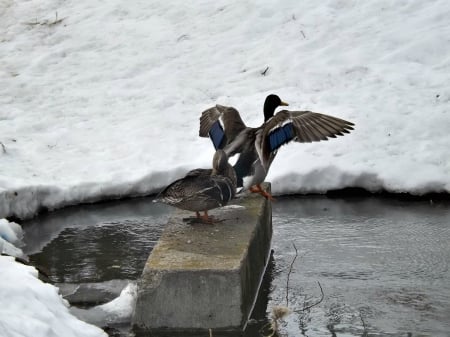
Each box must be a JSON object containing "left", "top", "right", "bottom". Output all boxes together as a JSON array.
[{"left": 155, "top": 150, "right": 237, "bottom": 223}]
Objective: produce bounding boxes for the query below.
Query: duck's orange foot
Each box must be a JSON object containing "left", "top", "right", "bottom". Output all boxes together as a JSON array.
[
  {"left": 182, "top": 211, "right": 221, "bottom": 224},
  {"left": 249, "top": 184, "right": 275, "bottom": 201},
  {"left": 198, "top": 211, "right": 215, "bottom": 224}
]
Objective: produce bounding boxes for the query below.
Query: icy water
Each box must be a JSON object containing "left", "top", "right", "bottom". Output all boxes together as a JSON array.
[
  {"left": 22, "top": 196, "right": 450, "bottom": 337},
  {"left": 270, "top": 197, "right": 450, "bottom": 337}
]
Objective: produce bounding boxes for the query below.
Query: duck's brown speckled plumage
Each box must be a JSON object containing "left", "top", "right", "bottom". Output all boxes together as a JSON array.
[{"left": 155, "top": 150, "right": 236, "bottom": 222}]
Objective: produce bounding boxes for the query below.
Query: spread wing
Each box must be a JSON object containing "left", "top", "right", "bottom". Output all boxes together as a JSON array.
[
  {"left": 259, "top": 110, "right": 355, "bottom": 167},
  {"left": 199, "top": 105, "right": 247, "bottom": 150}
]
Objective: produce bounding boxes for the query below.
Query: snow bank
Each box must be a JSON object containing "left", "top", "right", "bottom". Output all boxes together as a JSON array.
[
  {"left": 70, "top": 282, "right": 137, "bottom": 326},
  {"left": 0, "top": 218, "right": 22, "bottom": 244},
  {"left": 0, "top": 218, "right": 25, "bottom": 259},
  {"left": 1, "top": 0, "right": 450, "bottom": 219},
  {"left": 0, "top": 256, "right": 107, "bottom": 337},
  {"left": 0, "top": 218, "right": 107, "bottom": 337}
]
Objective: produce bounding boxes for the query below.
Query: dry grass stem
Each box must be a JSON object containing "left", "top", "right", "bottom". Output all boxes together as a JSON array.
[{"left": 25, "top": 12, "right": 64, "bottom": 26}]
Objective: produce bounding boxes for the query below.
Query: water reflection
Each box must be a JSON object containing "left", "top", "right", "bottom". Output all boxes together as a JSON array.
[
  {"left": 245, "top": 252, "right": 276, "bottom": 337},
  {"left": 23, "top": 197, "right": 171, "bottom": 282}
]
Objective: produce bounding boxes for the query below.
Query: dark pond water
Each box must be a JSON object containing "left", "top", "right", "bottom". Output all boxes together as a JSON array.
[
  {"left": 22, "top": 196, "right": 450, "bottom": 337},
  {"left": 270, "top": 197, "right": 450, "bottom": 337}
]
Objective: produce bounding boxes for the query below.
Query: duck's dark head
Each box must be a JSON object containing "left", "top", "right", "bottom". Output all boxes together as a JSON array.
[
  {"left": 212, "top": 149, "right": 229, "bottom": 174},
  {"left": 263, "top": 94, "right": 289, "bottom": 121}
]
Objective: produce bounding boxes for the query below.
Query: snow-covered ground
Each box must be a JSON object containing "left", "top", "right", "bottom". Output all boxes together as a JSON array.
[
  {"left": 1, "top": 217, "right": 136, "bottom": 337},
  {"left": 0, "top": 256, "right": 106, "bottom": 337},
  {"left": 0, "top": 219, "right": 107, "bottom": 337},
  {"left": 1, "top": 1, "right": 449, "bottom": 336},
  {"left": 1, "top": 0, "right": 449, "bottom": 220}
]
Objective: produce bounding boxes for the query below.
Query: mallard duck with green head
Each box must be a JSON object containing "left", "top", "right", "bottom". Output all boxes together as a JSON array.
[
  {"left": 154, "top": 150, "right": 237, "bottom": 223},
  {"left": 199, "top": 94, "right": 354, "bottom": 200}
]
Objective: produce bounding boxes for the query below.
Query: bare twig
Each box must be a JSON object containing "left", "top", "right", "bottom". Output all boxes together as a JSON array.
[
  {"left": 293, "top": 281, "right": 324, "bottom": 313},
  {"left": 25, "top": 17, "right": 39, "bottom": 26},
  {"left": 50, "top": 11, "right": 64, "bottom": 25},
  {"left": 359, "top": 311, "right": 366, "bottom": 330},
  {"left": 300, "top": 30, "right": 306, "bottom": 39},
  {"left": 359, "top": 309, "right": 368, "bottom": 336},
  {"left": 260, "top": 321, "right": 275, "bottom": 337},
  {"left": 265, "top": 244, "right": 325, "bottom": 336},
  {"left": 25, "top": 11, "right": 64, "bottom": 26},
  {"left": 286, "top": 243, "right": 298, "bottom": 306},
  {"left": 177, "top": 34, "right": 189, "bottom": 42},
  {"left": 0, "top": 142, "right": 6, "bottom": 154},
  {"left": 261, "top": 66, "right": 269, "bottom": 76}
]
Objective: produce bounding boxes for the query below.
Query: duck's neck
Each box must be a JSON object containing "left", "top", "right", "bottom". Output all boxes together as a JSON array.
[{"left": 263, "top": 101, "right": 276, "bottom": 122}]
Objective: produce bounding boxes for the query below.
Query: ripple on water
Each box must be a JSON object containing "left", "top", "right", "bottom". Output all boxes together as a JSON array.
[{"left": 270, "top": 197, "right": 450, "bottom": 336}]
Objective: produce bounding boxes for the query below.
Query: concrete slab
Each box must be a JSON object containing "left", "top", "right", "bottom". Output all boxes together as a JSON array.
[{"left": 132, "top": 185, "right": 272, "bottom": 336}]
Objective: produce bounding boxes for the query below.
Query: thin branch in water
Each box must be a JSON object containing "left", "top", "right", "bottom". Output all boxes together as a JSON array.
[
  {"left": 261, "top": 66, "right": 269, "bottom": 76},
  {"left": 359, "top": 309, "right": 368, "bottom": 336},
  {"left": 259, "top": 321, "right": 275, "bottom": 337},
  {"left": 285, "top": 243, "right": 298, "bottom": 306},
  {"left": 360, "top": 311, "right": 366, "bottom": 330},
  {"left": 294, "top": 281, "right": 324, "bottom": 313},
  {"left": 0, "top": 142, "right": 6, "bottom": 154}
]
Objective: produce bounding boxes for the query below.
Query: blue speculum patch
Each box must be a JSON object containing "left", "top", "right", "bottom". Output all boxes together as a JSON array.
[
  {"left": 269, "top": 123, "right": 294, "bottom": 151},
  {"left": 209, "top": 121, "right": 225, "bottom": 150}
]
